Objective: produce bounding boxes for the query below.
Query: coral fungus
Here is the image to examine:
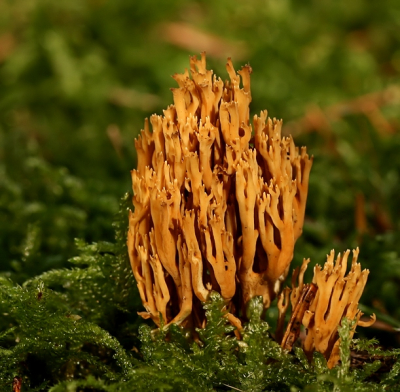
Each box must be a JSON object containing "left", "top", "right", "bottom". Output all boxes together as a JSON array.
[
  {"left": 280, "top": 248, "right": 376, "bottom": 368},
  {"left": 127, "top": 54, "right": 375, "bottom": 366},
  {"left": 127, "top": 53, "right": 312, "bottom": 328}
]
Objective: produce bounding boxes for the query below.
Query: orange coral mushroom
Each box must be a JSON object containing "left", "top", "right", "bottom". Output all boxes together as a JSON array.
[
  {"left": 127, "top": 53, "right": 313, "bottom": 328},
  {"left": 280, "top": 248, "right": 375, "bottom": 368}
]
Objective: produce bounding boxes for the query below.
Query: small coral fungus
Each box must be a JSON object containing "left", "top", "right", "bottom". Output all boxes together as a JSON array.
[
  {"left": 280, "top": 248, "right": 375, "bottom": 368},
  {"left": 127, "top": 53, "right": 374, "bottom": 364}
]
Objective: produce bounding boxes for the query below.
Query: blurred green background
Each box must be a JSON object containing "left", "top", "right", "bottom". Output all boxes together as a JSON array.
[{"left": 1, "top": 0, "right": 400, "bottom": 343}]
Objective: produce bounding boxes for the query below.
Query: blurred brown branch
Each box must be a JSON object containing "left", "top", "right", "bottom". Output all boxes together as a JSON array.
[
  {"left": 284, "top": 85, "right": 400, "bottom": 137},
  {"left": 0, "top": 33, "right": 16, "bottom": 63},
  {"left": 159, "top": 22, "right": 248, "bottom": 60}
]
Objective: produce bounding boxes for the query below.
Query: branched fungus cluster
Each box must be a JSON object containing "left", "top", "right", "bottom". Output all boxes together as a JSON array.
[
  {"left": 128, "top": 53, "right": 312, "bottom": 328},
  {"left": 127, "top": 53, "right": 375, "bottom": 363},
  {"left": 279, "top": 248, "right": 376, "bottom": 367}
]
